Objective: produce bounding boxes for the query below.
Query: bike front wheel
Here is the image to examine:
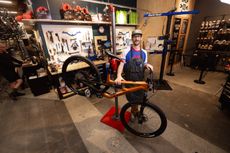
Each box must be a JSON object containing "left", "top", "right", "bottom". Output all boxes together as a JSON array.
[{"left": 120, "top": 102, "right": 167, "bottom": 138}]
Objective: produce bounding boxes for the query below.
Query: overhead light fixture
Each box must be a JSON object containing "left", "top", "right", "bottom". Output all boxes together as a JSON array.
[
  {"left": 220, "top": 0, "right": 230, "bottom": 4},
  {"left": 9, "top": 11, "right": 17, "bottom": 14},
  {"left": 0, "top": 0, "right": 12, "bottom": 4},
  {"left": 0, "top": 11, "right": 17, "bottom": 14}
]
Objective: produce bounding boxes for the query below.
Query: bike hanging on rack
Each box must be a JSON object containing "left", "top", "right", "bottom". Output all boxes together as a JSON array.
[{"left": 62, "top": 51, "right": 167, "bottom": 138}]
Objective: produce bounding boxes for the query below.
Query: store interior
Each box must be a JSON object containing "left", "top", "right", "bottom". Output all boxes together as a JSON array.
[{"left": 0, "top": 0, "right": 230, "bottom": 153}]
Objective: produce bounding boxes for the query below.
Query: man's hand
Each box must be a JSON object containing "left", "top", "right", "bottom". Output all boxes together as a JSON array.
[
  {"left": 115, "top": 76, "right": 125, "bottom": 85},
  {"left": 145, "top": 63, "right": 153, "bottom": 72}
]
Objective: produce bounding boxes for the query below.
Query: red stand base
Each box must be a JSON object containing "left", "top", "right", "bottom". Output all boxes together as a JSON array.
[{"left": 100, "top": 106, "right": 131, "bottom": 132}]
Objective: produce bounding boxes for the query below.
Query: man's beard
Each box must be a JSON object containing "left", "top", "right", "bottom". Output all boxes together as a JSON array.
[{"left": 133, "top": 41, "right": 140, "bottom": 46}]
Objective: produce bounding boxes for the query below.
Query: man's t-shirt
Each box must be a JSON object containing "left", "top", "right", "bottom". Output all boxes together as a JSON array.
[{"left": 121, "top": 47, "right": 147, "bottom": 64}]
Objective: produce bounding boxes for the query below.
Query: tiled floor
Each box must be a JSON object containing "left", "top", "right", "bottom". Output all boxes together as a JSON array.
[{"left": 0, "top": 67, "right": 230, "bottom": 153}]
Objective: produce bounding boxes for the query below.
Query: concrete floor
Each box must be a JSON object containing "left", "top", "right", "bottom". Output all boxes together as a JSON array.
[{"left": 0, "top": 67, "right": 230, "bottom": 153}]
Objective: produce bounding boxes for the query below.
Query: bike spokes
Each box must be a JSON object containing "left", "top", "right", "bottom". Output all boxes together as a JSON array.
[{"left": 120, "top": 102, "right": 167, "bottom": 138}]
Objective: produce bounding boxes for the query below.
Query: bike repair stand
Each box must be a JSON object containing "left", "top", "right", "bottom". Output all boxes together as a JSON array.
[
  {"left": 166, "top": 50, "right": 176, "bottom": 76},
  {"left": 144, "top": 10, "right": 199, "bottom": 90},
  {"left": 100, "top": 5, "right": 131, "bottom": 132},
  {"left": 194, "top": 69, "right": 206, "bottom": 84}
]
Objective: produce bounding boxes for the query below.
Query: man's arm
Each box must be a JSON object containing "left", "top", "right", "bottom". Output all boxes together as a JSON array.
[
  {"left": 115, "top": 62, "right": 125, "bottom": 84},
  {"left": 143, "top": 50, "right": 153, "bottom": 71}
]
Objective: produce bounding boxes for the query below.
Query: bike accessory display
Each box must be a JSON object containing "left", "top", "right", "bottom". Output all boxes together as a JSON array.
[
  {"left": 62, "top": 31, "right": 81, "bottom": 37},
  {"left": 36, "top": 6, "right": 49, "bottom": 19},
  {"left": 60, "top": 3, "right": 74, "bottom": 20}
]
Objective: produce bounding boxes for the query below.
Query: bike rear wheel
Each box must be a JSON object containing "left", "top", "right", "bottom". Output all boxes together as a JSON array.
[
  {"left": 62, "top": 56, "right": 101, "bottom": 95},
  {"left": 120, "top": 102, "right": 167, "bottom": 138}
]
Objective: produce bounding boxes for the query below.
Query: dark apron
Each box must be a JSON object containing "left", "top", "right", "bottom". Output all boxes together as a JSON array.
[{"left": 124, "top": 49, "right": 145, "bottom": 103}]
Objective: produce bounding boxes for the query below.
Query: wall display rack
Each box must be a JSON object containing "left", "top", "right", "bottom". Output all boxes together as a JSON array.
[
  {"left": 22, "top": 1, "right": 138, "bottom": 98},
  {"left": 196, "top": 17, "right": 230, "bottom": 52},
  {"left": 170, "top": 17, "right": 189, "bottom": 64},
  {"left": 193, "top": 15, "right": 230, "bottom": 71}
]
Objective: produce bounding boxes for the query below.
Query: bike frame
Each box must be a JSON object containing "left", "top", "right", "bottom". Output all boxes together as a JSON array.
[{"left": 102, "top": 73, "right": 149, "bottom": 99}]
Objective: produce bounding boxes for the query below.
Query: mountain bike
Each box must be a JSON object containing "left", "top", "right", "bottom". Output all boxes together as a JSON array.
[{"left": 62, "top": 51, "right": 167, "bottom": 138}]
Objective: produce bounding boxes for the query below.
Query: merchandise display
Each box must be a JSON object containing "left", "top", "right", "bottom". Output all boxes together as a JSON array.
[
  {"left": 115, "top": 26, "right": 135, "bottom": 51},
  {"left": 196, "top": 18, "right": 230, "bottom": 51},
  {"left": 41, "top": 24, "right": 93, "bottom": 64},
  {"left": 36, "top": 6, "right": 50, "bottom": 19},
  {"left": 0, "top": 8, "right": 23, "bottom": 40},
  {"left": 60, "top": 3, "right": 92, "bottom": 21}
]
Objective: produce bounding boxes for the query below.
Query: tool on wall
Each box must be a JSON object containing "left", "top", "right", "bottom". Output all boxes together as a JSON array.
[
  {"left": 62, "top": 31, "right": 81, "bottom": 37},
  {"left": 65, "top": 39, "right": 70, "bottom": 51},
  {"left": 55, "top": 33, "right": 60, "bottom": 41},
  {"left": 47, "top": 31, "right": 54, "bottom": 43},
  {"left": 61, "top": 44, "right": 64, "bottom": 54},
  {"left": 71, "top": 40, "right": 79, "bottom": 50}
]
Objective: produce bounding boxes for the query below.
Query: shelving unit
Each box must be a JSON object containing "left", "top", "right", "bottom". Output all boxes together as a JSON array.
[
  {"left": 22, "top": 19, "right": 138, "bottom": 26},
  {"left": 169, "top": 17, "right": 189, "bottom": 64},
  {"left": 196, "top": 17, "right": 230, "bottom": 52},
  {"left": 192, "top": 15, "right": 230, "bottom": 71}
]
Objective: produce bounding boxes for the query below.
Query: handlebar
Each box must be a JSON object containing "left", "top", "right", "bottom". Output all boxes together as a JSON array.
[{"left": 104, "top": 50, "right": 123, "bottom": 62}]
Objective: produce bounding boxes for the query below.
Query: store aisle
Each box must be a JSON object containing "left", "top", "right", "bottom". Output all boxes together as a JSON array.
[{"left": 0, "top": 97, "right": 88, "bottom": 153}]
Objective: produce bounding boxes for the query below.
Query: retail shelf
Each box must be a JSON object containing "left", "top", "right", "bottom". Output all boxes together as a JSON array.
[
  {"left": 21, "top": 19, "right": 111, "bottom": 25},
  {"left": 116, "top": 23, "right": 138, "bottom": 26},
  {"left": 22, "top": 19, "right": 138, "bottom": 26}
]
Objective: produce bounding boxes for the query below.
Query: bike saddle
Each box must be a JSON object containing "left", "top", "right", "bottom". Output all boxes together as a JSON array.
[{"left": 105, "top": 50, "right": 123, "bottom": 61}]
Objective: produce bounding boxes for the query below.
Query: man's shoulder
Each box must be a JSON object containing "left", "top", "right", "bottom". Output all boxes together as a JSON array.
[
  {"left": 123, "top": 48, "right": 131, "bottom": 56},
  {"left": 141, "top": 49, "right": 147, "bottom": 54}
]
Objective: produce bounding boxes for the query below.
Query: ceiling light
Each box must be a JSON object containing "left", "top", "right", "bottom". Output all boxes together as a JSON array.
[
  {"left": 9, "top": 11, "right": 17, "bottom": 14},
  {"left": 0, "top": 11, "right": 17, "bottom": 14},
  {"left": 220, "top": 0, "right": 230, "bottom": 4},
  {"left": 0, "top": 1, "right": 12, "bottom": 4}
]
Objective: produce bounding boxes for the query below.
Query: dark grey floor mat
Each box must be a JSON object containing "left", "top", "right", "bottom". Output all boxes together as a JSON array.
[{"left": 0, "top": 97, "right": 88, "bottom": 153}]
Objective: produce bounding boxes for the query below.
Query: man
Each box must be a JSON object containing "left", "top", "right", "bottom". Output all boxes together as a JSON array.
[
  {"left": 115, "top": 29, "right": 153, "bottom": 114},
  {"left": 0, "top": 42, "right": 25, "bottom": 100}
]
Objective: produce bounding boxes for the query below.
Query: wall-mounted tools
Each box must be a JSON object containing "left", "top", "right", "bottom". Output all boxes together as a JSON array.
[
  {"left": 62, "top": 31, "right": 81, "bottom": 37},
  {"left": 47, "top": 31, "right": 54, "bottom": 43},
  {"left": 71, "top": 40, "right": 79, "bottom": 50},
  {"left": 55, "top": 33, "right": 60, "bottom": 41},
  {"left": 62, "top": 38, "right": 70, "bottom": 51}
]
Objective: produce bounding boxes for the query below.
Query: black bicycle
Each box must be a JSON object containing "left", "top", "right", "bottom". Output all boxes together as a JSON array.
[{"left": 62, "top": 51, "right": 167, "bottom": 138}]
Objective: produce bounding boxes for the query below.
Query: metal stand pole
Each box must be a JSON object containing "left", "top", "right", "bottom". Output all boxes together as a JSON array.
[
  {"left": 167, "top": 51, "right": 176, "bottom": 76},
  {"left": 194, "top": 69, "right": 205, "bottom": 84},
  {"left": 159, "top": 15, "right": 172, "bottom": 82},
  {"left": 110, "top": 5, "right": 119, "bottom": 120}
]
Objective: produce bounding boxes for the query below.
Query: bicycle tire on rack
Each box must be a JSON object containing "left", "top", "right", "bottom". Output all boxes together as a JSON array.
[
  {"left": 62, "top": 56, "right": 101, "bottom": 94},
  {"left": 120, "top": 102, "right": 167, "bottom": 138}
]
